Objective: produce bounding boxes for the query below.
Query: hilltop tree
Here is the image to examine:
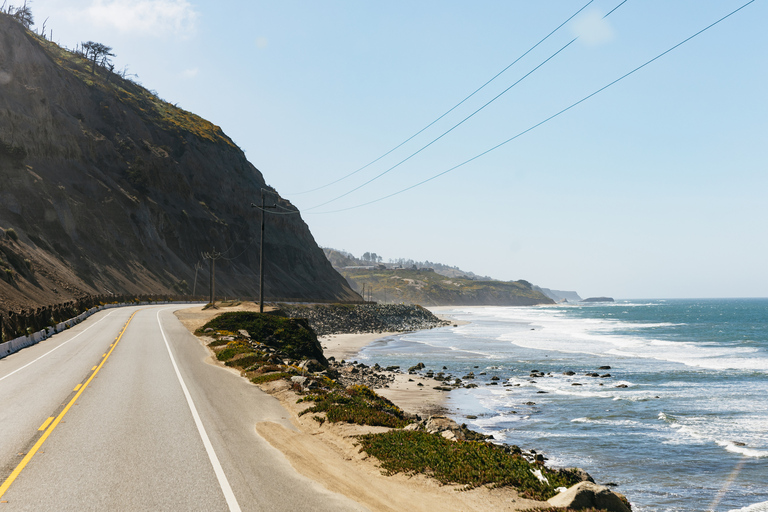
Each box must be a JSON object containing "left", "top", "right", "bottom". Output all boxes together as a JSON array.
[
  {"left": 3, "top": 1, "right": 34, "bottom": 28},
  {"left": 81, "top": 41, "right": 115, "bottom": 75}
]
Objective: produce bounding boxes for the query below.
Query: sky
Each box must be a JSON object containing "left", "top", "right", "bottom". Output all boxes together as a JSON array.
[{"left": 22, "top": 0, "right": 768, "bottom": 299}]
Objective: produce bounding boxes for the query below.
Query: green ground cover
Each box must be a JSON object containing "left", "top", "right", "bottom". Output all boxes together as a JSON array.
[{"left": 357, "top": 429, "right": 583, "bottom": 500}]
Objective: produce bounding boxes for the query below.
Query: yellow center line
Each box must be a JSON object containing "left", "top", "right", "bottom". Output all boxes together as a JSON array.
[
  {"left": 0, "top": 311, "right": 138, "bottom": 499},
  {"left": 37, "top": 418, "right": 54, "bottom": 432},
  {"left": 73, "top": 384, "right": 82, "bottom": 391},
  {"left": 91, "top": 366, "right": 97, "bottom": 371}
]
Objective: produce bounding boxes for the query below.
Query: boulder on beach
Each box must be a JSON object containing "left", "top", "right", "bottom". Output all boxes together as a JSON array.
[{"left": 547, "top": 481, "right": 630, "bottom": 512}]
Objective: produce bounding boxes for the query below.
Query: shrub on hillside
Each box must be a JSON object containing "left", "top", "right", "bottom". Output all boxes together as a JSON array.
[{"left": 199, "top": 312, "right": 326, "bottom": 364}]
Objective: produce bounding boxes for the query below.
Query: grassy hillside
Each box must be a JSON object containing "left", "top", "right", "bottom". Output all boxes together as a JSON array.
[{"left": 339, "top": 267, "right": 553, "bottom": 306}]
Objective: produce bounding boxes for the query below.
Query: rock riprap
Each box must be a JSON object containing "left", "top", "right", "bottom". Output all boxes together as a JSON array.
[{"left": 278, "top": 303, "right": 449, "bottom": 336}]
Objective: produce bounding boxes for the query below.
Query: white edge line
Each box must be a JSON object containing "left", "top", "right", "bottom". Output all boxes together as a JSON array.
[
  {"left": 156, "top": 308, "right": 242, "bottom": 512},
  {"left": 0, "top": 310, "right": 118, "bottom": 383}
]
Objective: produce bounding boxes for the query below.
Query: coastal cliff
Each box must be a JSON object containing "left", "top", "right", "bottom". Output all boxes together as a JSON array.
[{"left": 0, "top": 14, "right": 359, "bottom": 309}]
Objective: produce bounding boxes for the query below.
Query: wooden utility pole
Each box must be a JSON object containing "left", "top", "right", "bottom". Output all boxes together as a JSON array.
[
  {"left": 202, "top": 250, "right": 222, "bottom": 306},
  {"left": 252, "top": 190, "right": 277, "bottom": 313},
  {"left": 192, "top": 261, "right": 203, "bottom": 296}
]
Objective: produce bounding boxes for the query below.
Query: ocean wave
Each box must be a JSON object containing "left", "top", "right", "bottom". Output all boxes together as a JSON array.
[
  {"left": 728, "top": 500, "right": 768, "bottom": 512},
  {"left": 716, "top": 440, "right": 768, "bottom": 458},
  {"left": 658, "top": 413, "right": 768, "bottom": 458}
]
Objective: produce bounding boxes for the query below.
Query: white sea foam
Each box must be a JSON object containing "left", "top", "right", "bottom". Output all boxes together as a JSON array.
[
  {"left": 716, "top": 440, "right": 768, "bottom": 458},
  {"left": 486, "top": 306, "right": 768, "bottom": 372},
  {"left": 729, "top": 500, "right": 768, "bottom": 512}
]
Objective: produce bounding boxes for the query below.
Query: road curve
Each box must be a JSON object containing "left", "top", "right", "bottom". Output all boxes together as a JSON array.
[{"left": 0, "top": 305, "right": 367, "bottom": 511}]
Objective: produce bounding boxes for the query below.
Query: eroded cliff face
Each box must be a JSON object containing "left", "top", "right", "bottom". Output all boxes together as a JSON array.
[{"left": 0, "top": 14, "right": 360, "bottom": 309}]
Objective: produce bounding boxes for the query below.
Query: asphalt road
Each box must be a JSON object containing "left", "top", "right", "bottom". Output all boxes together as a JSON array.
[{"left": 0, "top": 305, "right": 367, "bottom": 511}]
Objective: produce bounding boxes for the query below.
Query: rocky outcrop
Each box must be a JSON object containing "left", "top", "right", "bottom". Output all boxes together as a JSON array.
[
  {"left": 0, "top": 14, "right": 359, "bottom": 310},
  {"left": 582, "top": 297, "right": 615, "bottom": 303},
  {"left": 278, "top": 304, "right": 449, "bottom": 336},
  {"left": 547, "top": 481, "right": 631, "bottom": 511}
]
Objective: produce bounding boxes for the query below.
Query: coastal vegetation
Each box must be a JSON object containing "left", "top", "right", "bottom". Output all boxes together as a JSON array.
[
  {"left": 357, "top": 429, "right": 583, "bottom": 499},
  {"left": 197, "top": 307, "right": 609, "bottom": 506},
  {"left": 298, "top": 385, "right": 411, "bottom": 428},
  {"left": 199, "top": 311, "right": 326, "bottom": 363}
]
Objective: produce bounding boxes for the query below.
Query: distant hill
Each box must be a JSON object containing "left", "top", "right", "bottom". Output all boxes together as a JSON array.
[
  {"left": 534, "top": 286, "right": 582, "bottom": 303},
  {"left": 338, "top": 267, "right": 553, "bottom": 306},
  {"left": 323, "top": 249, "right": 553, "bottom": 306},
  {"left": 0, "top": 14, "right": 359, "bottom": 310},
  {"left": 323, "top": 248, "right": 493, "bottom": 281}
]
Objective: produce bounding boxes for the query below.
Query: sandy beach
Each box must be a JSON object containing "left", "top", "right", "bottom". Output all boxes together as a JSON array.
[{"left": 175, "top": 304, "right": 551, "bottom": 510}]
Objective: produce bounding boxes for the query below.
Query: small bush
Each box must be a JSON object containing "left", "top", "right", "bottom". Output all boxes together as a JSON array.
[
  {"left": 251, "top": 372, "right": 294, "bottom": 384},
  {"left": 225, "top": 354, "right": 265, "bottom": 369},
  {"left": 215, "top": 341, "right": 252, "bottom": 362},
  {"left": 6, "top": 228, "right": 18, "bottom": 241},
  {"left": 299, "top": 385, "right": 411, "bottom": 429}
]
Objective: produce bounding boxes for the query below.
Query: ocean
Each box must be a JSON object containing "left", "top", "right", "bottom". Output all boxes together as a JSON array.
[{"left": 355, "top": 299, "right": 768, "bottom": 512}]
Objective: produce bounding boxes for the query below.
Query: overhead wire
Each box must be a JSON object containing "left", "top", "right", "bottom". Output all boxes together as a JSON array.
[
  {"left": 308, "top": 0, "right": 756, "bottom": 215},
  {"left": 303, "top": 0, "right": 630, "bottom": 212},
  {"left": 285, "top": 0, "right": 598, "bottom": 196}
]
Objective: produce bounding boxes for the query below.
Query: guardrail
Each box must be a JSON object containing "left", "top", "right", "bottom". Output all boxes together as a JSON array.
[
  {"left": 0, "top": 299, "right": 207, "bottom": 359},
  {"left": 0, "top": 293, "right": 372, "bottom": 359}
]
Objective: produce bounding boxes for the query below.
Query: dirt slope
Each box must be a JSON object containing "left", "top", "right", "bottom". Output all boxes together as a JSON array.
[{"left": 0, "top": 14, "right": 359, "bottom": 310}]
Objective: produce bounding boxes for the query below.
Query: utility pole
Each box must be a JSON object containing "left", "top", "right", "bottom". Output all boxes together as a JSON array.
[
  {"left": 192, "top": 261, "right": 203, "bottom": 296},
  {"left": 251, "top": 189, "right": 277, "bottom": 313},
  {"left": 202, "top": 250, "right": 222, "bottom": 307}
]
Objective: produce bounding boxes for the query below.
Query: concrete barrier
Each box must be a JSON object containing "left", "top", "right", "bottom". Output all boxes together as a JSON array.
[{"left": 0, "top": 301, "right": 204, "bottom": 360}]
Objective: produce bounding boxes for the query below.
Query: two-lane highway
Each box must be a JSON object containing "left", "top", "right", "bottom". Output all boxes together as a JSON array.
[{"left": 0, "top": 305, "right": 366, "bottom": 511}]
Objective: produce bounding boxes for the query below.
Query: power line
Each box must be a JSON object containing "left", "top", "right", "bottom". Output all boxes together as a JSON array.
[
  {"left": 303, "top": 0, "right": 630, "bottom": 212},
  {"left": 308, "top": 0, "right": 756, "bottom": 215},
  {"left": 285, "top": 0, "right": 597, "bottom": 196}
]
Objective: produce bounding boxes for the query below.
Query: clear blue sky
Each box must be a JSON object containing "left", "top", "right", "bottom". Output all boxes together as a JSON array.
[{"left": 27, "top": 0, "right": 767, "bottom": 299}]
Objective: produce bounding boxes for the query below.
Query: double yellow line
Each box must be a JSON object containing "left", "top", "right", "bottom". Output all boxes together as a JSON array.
[{"left": 0, "top": 311, "right": 137, "bottom": 499}]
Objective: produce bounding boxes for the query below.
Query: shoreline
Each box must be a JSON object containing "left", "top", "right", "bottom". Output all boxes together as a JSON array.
[
  {"left": 175, "top": 305, "right": 553, "bottom": 510},
  {"left": 321, "top": 331, "right": 450, "bottom": 418},
  {"left": 175, "top": 304, "right": 630, "bottom": 511}
]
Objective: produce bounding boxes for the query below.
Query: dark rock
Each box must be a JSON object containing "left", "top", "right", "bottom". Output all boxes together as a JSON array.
[
  {"left": 563, "top": 371, "right": 576, "bottom": 376},
  {"left": 598, "top": 365, "right": 612, "bottom": 370}
]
